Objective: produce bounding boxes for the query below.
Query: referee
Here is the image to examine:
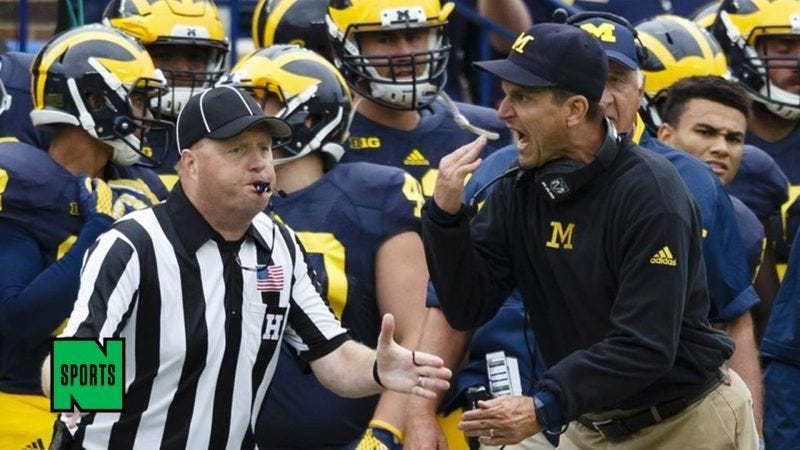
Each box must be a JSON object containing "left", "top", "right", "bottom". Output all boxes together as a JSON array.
[{"left": 41, "top": 86, "right": 451, "bottom": 450}]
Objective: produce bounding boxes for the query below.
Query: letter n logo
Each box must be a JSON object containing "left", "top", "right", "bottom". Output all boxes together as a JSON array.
[
  {"left": 579, "top": 23, "right": 617, "bottom": 43},
  {"left": 546, "top": 221, "right": 575, "bottom": 249}
]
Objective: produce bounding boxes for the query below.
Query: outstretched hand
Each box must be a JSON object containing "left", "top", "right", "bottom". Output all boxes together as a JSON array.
[
  {"left": 433, "top": 136, "right": 487, "bottom": 214},
  {"left": 375, "top": 314, "right": 452, "bottom": 399}
]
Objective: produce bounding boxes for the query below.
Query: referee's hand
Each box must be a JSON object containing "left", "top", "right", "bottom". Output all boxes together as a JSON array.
[
  {"left": 376, "top": 314, "right": 452, "bottom": 399},
  {"left": 433, "top": 136, "right": 486, "bottom": 215}
]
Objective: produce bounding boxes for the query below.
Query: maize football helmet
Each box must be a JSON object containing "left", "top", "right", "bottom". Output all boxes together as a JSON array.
[
  {"left": 252, "top": 0, "right": 332, "bottom": 58},
  {"left": 30, "top": 24, "right": 171, "bottom": 166},
  {"left": 103, "top": 0, "right": 229, "bottom": 117},
  {"left": 325, "top": 0, "right": 454, "bottom": 110},
  {"left": 711, "top": 0, "right": 800, "bottom": 119},
  {"left": 220, "top": 45, "right": 352, "bottom": 166}
]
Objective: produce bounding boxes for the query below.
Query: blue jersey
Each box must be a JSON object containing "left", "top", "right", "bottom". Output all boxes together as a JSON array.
[
  {"left": 342, "top": 99, "right": 510, "bottom": 197},
  {"left": 762, "top": 222, "right": 800, "bottom": 366},
  {"left": 731, "top": 195, "right": 765, "bottom": 281},
  {"left": 727, "top": 145, "right": 789, "bottom": 221},
  {"left": 256, "top": 162, "right": 422, "bottom": 447},
  {"left": 747, "top": 130, "right": 800, "bottom": 265},
  {"left": 0, "top": 52, "right": 52, "bottom": 149},
  {"left": 640, "top": 133, "right": 759, "bottom": 322},
  {"left": 0, "top": 141, "right": 167, "bottom": 394}
]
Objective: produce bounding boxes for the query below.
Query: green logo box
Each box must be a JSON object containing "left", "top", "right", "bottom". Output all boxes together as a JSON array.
[{"left": 50, "top": 338, "right": 125, "bottom": 412}]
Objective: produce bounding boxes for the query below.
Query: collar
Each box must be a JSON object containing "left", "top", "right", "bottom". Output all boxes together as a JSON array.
[{"left": 166, "top": 183, "right": 270, "bottom": 254}]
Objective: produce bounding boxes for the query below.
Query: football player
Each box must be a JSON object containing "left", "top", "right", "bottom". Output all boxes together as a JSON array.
[
  {"left": 103, "top": 0, "right": 229, "bottom": 179},
  {"left": 711, "top": 0, "right": 800, "bottom": 270},
  {"left": 220, "top": 44, "right": 429, "bottom": 449},
  {"left": 0, "top": 25, "right": 170, "bottom": 449},
  {"left": 325, "top": 0, "right": 510, "bottom": 196}
]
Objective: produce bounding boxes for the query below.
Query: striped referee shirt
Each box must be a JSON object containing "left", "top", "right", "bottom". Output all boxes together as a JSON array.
[{"left": 59, "top": 184, "right": 350, "bottom": 450}]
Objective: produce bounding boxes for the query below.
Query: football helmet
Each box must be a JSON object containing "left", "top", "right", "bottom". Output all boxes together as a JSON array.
[
  {"left": 639, "top": 15, "right": 729, "bottom": 101},
  {"left": 30, "top": 24, "right": 171, "bottom": 166},
  {"left": 325, "top": 0, "right": 455, "bottom": 110},
  {"left": 711, "top": 0, "right": 800, "bottom": 119},
  {"left": 691, "top": 1, "right": 720, "bottom": 30},
  {"left": 220, "top": 45, "right": 352, "bottom": 166},
  {"left": 103, "top": 0, "right": 229, "bottom": 117},
  {"left": 252, "top": 0, "right": 331, "bottom": 58},
  {"left": 638, "top": 15, "right": 728, "bottom": 129}
]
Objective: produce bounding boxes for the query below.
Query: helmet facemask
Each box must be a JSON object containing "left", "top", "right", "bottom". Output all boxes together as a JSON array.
[
  {"left": 714, "top": 8, "right": 800, "bottom": 120},
  {"left": 147, "top": 39, "right": 228, "bottom": 118},
  {"left": 328, "top": 11, "right": 451, "bottom": 110},
  {"left": 221, "top": 45, "right": 353, "bottom": 167},
  {"left": 81, "top": 59, "right": 173, "bottom": 166},
  {"left": 748, "top": 31, "right": 800, "bottom": 119}
]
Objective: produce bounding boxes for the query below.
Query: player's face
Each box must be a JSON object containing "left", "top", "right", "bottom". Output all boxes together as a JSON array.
[
  {"left": 658, "top": 98, "right": 746, "bottom": 185},
  {"left": 187, "top": 128, "right": 276, "bottom": 219},
  {"left": 148, "top": 45, "right": 212, "bottom": 87},
  {"left": 497, "top": 81, "right": 567, "bottom": 169},
  {"left": 600, "top": 61, "right": 643, "bottom": 134},
  {"left": 358, "top": 28, "right": 433, "bottom": 78},
  {"left": 756, "top": 35, "right": 800, "bottom": 95}
]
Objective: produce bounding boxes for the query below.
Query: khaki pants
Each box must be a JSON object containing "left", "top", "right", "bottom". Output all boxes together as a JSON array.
[
  {"left": 482, "top": 432, "right": 556, "bottom": 449},
  {"left": 558, "top": 369, "right": 758, "bottom": 450}
]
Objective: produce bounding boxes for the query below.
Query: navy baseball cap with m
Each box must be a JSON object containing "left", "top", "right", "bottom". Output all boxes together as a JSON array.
[
  {"left": 176, "top": 85, "right": 293, "bottom": 151},
  {"left": 474, "top": 23, "right": 608, "bottom": 103},
  {"left": 573, "top": 16, "right": 642, "bottom": 70}
]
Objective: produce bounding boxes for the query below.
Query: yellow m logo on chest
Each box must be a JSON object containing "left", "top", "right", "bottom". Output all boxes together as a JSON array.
[{"left": 546, "top": 221, "right": 575, "bottom": 249}]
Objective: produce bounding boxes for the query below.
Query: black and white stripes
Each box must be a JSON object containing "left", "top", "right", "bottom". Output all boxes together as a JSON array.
[{"left": 60, "top": 192, "right": 349, "bottom": 450}]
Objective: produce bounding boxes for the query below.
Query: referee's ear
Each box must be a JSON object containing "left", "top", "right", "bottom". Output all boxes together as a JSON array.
[{"left": 178, "top": 144, "right": 199, "bottom": 179}]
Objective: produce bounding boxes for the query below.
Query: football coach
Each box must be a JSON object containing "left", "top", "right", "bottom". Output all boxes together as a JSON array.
[{"left": 422, "top": 23, "right": 757, "bottom": 449}]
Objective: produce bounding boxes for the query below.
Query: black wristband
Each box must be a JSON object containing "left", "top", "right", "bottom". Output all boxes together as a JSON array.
[{"left": 372, "top": 359, "right": 384, "bottom": 388}]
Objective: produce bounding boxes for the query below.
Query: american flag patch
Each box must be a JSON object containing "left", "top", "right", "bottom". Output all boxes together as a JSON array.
[{"left": 256, "top": 265, "right": 284, "bottom": 292}]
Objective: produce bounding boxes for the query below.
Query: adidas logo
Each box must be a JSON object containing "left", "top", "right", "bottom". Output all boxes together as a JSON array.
[
  {"left": 403, "top": 149, "right": 430, "bottom": 166},
  {"left": 650, "top": 246, "right": 677, "bottom": 266},
  {"left": 23, "top": 438, "right": 45, "bottom": 449}
]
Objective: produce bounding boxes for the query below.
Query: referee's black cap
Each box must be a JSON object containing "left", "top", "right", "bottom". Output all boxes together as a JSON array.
[
  {"left": 176, "top": 85, "right": 293, "bottom": 151},
  {"left": 473, "top": 23, "right": 608, "bottom": 103}
]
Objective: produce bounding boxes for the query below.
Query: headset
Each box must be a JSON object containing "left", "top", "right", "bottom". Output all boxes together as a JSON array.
[
  {"left": 553, "top": 8, "right": 650, "bottom": 65},
  {"left": 534, "top": 120, "right": 621, "bottom": 202}
]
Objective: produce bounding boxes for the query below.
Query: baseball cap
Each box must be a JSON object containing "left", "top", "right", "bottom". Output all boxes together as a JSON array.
[
  {"left": 574, "top": 16, "right": 641, "bottom": 70},
  {"left": 176, "top": 85, "right": 293, "bottom": 151},
  {"left": 473, "top": 23, "right": 608, "bottom": 103}
]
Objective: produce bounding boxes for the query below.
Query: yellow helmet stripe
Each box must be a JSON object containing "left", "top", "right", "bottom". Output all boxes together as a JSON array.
[
  {"left": 34, "top": 31, "right": 145, "bottom": 107},
  {"left": 272, "top": 51, "right": 350, "bottom": 96}
]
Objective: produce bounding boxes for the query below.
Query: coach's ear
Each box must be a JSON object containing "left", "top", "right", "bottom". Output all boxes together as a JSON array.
[{"left": 563, "top": 94, "right": 590, "bottom": 128}]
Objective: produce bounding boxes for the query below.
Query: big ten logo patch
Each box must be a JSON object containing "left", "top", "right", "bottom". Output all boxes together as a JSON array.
[{"left": 349, "top": 136, "right": 382, "bottom": 149}]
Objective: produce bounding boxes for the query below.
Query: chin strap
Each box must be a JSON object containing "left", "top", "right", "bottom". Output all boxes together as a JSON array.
[{"left": 438, "top": 91, "right": 500, "bottom": 140}]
